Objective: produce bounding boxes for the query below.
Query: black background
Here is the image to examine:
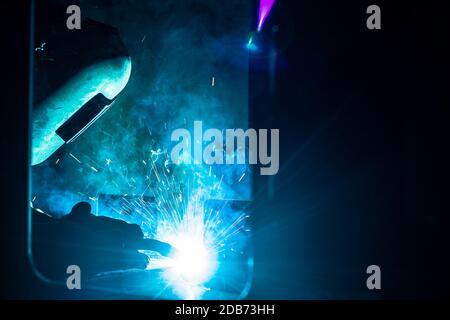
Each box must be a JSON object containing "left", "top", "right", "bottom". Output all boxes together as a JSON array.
[{"left": 1, "top": 0, "right": 449, "bottom": 300}]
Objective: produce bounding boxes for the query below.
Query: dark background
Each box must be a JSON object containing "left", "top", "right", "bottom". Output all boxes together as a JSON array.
[{"left": 1, "top": 0, "right": 449, "bottom": 299}]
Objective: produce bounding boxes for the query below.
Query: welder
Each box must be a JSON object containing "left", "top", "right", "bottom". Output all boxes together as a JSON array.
[
  {"left": 33, "top": 202, "right": 175, "bottom": 280},
  {"left": 31, "top": 0, "right": 174, "bottom": 280}
]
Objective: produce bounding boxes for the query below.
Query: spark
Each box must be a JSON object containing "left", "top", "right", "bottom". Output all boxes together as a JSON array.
[
  {"left": 211, "top": 77, "right": 215, "bottom": 87},
  {"left": 106, "top": 158, "right": 113, "bottom": 165},
  {"left": 238, "top": 172, "right": 246, "bottom": 182},
  {"left": 150, "top": 158, "right": 161, "bottom": 182},
  {"left": 116, "top": 156, "right": 250, "bottom": 299},
  {"left": 147, "top": 192, "right": 219, "bottom": 299},
  {"left": 92, "top": 149, "right": 249, "bottom": 299},
  {"left": 151, "top": 148, "right": 164, "bottom": 161},
  {"left": 215, "top": 174, "right": 224, "bottom": 191},
  {"left": 35, "top": 42, "right": 46, "bottom": 52},
  {"left": 69, "top": 153, "right": 81, "bottom": 164}
]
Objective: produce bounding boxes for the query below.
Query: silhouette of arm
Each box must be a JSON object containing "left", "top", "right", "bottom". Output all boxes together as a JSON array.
[
  {"left": 116, "top": 222, "right": 175, "bottom": 256},
  {"left": 138, "top": 239, "right": 174, "bottom": 257}
]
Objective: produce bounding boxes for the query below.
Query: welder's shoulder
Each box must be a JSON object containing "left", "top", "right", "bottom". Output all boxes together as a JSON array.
[{"left": 96, "top": 216, "right": 143, "bottom": 236}]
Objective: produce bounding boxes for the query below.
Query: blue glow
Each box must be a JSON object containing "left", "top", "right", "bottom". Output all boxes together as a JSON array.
[
  {"left": 31, "top": 1, "right": 253, "bottom": 299},
  {"left": 131, "top": 156, "right": 250, "bottom": 299},
  {"left": 246, "top": 36, "right": 259, "bottom": 51}
]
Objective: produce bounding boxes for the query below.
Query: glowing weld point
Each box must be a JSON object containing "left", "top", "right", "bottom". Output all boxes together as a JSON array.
[
  {"left": 257, "top": 0, "right": 276, "bottom": 32},
  {"left": 159, "top": 232, "right": 217, "bottom": 300},
  {"left": 173, "top": 236, "right": 215, "bottom": 283}
]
